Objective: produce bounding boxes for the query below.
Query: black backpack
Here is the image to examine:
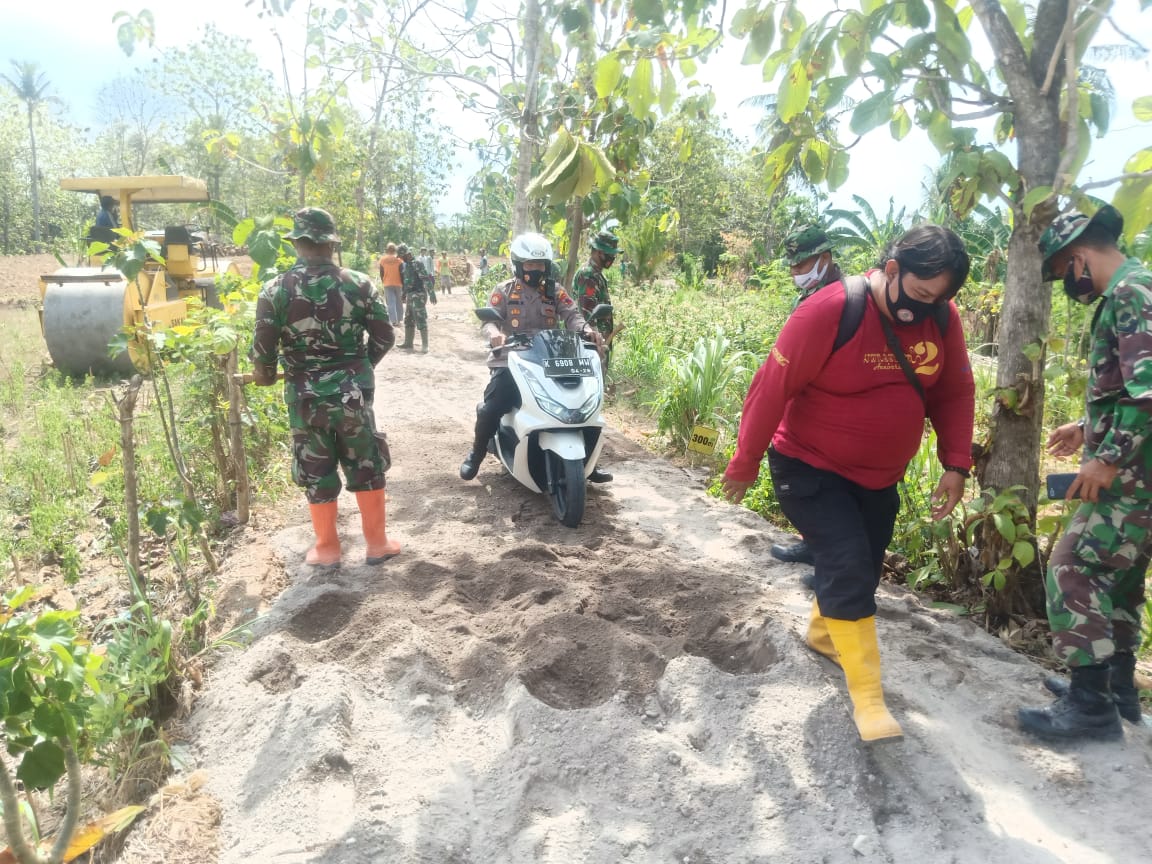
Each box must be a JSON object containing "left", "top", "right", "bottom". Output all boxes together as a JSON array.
[{"left": 831, "top": 274, "right": 950, "bottom": 352}]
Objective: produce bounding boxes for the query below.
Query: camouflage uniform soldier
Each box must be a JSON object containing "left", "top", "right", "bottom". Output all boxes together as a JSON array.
[
  {"left": 784, "top": 225, "right": 842, "bottom": 306},
  {"left": 1019, "top": 204, "right": 1152, "bottom": 742},
  {"left": 250, "top": 207, "right": 401, "bottom": 567},
  {"left": 772, "top": 224, "right": 845, "bottom": 567},
  {"left": 398, "top": 243, "right": 437, "bottom": 353},
  {"left": 574, "top": 230, "right": 618, "bottom": 338},
  {"left": 573, "top": 230, "right": 619, "bottom": 484}
]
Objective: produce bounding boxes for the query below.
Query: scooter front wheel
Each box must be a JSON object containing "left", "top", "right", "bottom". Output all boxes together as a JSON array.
[{"left": 547, "top": 453, "right": 586, "bottom": 528}]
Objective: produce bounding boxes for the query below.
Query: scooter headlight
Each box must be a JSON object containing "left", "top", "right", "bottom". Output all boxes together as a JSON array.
[{"left": 523, "top": 370, "right": 600, "bottom": 424}]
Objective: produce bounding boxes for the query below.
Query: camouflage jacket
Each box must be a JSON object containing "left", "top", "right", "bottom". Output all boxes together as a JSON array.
[
  {"left": 1084, "top": 257, "right": 1152, "bottom": 497},
  {"left": 574, "top": 262, "right": 613, "bottom": 335},
  {"left": 402, "top": 259, "right": 434, "bottom": 298},
  {"left": 250, "top": 259, "right": 394, "bottom": 403},
  {"left": 480, "top": 277, "right": 588, "bottom": 369}
]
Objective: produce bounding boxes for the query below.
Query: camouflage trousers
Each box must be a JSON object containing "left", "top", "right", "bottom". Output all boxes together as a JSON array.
[
  {"left": 1046, "top": 492, "right": 1151, "bottom": 667},
  {"left": 289, "top": 389, "right": 390, "bottom": 503},
  {"left": 403, "top": 292, "right": 429, "bottom": 341}
]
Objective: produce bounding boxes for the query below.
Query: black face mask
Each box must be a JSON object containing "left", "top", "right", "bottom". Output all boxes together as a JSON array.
[
  {"left": 1062, "top": 259, "right": 1097, "bottom": 304},
  {"left": 886, "top": 271, "right": 940, "bottom": 326},
  {"left": 521, "top": 268, "right": 546, "bottom": 289}
]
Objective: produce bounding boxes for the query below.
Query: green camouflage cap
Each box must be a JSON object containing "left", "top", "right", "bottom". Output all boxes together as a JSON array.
[
  {"left": 396, "top": 243, "right": 410, "bottom": 257},
  {"left": 589, "top": 230, "right": 620, "bottom": 255},
  {"left": 285, "top": 207, "right": 340, "bottom": 243},
  {"left": 1039, "top": 204, "right": 1124, "bottom": 280},
  {"left": 784, "top": 225, "right": 834, "bottom": 266}
]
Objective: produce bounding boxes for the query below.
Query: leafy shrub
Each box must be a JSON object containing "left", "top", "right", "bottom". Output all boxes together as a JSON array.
[{"left": 652, "top": 328, "right": 752, "bottom": 451}]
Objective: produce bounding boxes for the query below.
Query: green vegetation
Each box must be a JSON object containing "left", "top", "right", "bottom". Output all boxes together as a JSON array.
[
  {"left": 0, "top": 259, "right": 287, "bottom": 858},
  {"left": 0, "top": 0, "right": 1149, "bottom": 851}
]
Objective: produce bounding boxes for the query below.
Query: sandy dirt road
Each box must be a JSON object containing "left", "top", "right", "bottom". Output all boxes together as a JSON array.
[{"left": 116, "top": 286, "right": 1152, "bottom": 864}]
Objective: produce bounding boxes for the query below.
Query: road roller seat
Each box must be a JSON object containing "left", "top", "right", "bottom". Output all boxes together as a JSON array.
[
  {"left": 162, "top": 225, "right": 200, "bottom": 275},
  {"left": 85, "top": 225, "right": 119, "bottom": 246}
]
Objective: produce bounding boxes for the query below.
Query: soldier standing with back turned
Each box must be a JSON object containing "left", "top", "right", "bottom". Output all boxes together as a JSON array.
[
  {"left": 398, "top": 243, "right": 436, "bottom": 353},
  {"left": 250, "top": 207, "right": 400, "bottom": 568}
]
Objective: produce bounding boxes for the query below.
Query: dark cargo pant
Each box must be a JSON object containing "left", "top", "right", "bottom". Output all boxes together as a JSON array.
[
  {"left": 289, "top": 388, "right": 390, "bottom": 503},
  {"left": 768, "top": 448, "right": 900, "bottom": 620},
  {"left": 1046, "top": 491, "right": 1151, "bottom": 667},
  {"left": 403, "top": 291, "right": 429, "bottom": 345}
]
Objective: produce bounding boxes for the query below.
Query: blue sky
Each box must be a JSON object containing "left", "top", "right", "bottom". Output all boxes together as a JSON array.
[{"left": 3, "top": 0, "right": 1150, "bottom": 220}]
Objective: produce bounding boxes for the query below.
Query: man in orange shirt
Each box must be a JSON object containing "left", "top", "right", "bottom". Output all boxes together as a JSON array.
[{"left": 378, "top": 242, "right": 404, "bottom": 325}]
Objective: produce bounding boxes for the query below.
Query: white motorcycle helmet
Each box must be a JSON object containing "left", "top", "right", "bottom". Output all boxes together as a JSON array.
[{"left": 510, "top": 232, "right": 555, "bottom": 283}]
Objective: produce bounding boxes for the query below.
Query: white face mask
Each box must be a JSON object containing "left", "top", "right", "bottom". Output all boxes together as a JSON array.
[{"left": 792, "top": 256, "right": 829, "bottom": 291}]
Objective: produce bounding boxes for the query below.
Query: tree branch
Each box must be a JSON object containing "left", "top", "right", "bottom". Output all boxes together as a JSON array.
[
  {"left": 968, "top": 0, "right": 1043, "bottom": 110},
  {"left": 899, "top": 71, "right": 1013, "bottom": 111},
  {"left": 1078, "top": 169, "right": 1152, "bottom": 191},
  {"left": 1039, "top": 1, "right": 1076, "bottom": 96},
  {"left": 1053, "top": 5, "right": 1083, "bottom": 187},
  {"left": 48, "top": 744, "right": 83, "bottom": 864},
  {"left": 0, "top": 750, "right": 44, "bottom": 864},
  {"left": 942, "top": 105, "right": 1008, "bottom": 121},
  {"left": 1031, "top": 0, "right": 1072, "bottom": 88}
]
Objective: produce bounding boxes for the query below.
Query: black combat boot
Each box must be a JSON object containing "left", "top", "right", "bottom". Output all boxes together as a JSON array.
[
  {"left": 588, "top": 467, "right": 613, "bottom": 483},
  {"left": 1018, "top": 663, "right": 1123, "bottom": 741},
  {"left": 771, "top": 539, "right": 815, "bottom": 564},
  {"left": 1044, "top": 652, "right": 1143, "bottom": 724},
  {"left": 459, "top": 450, "right": 482, "bottom": 480}
]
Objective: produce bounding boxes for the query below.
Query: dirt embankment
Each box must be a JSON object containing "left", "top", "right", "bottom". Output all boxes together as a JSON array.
[{"left": 86, "top": 285, "right": 1152, "bottom": 864}]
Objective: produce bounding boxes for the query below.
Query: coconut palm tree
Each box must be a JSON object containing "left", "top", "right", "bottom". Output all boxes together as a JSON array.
[{"left": 1, "top": 61, "right": 53, "bottom": 246}]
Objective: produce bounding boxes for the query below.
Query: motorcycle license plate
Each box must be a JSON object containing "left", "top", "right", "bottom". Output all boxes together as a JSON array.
[{"left": 542, "top": 357, "right": 593, "bottom": 377}]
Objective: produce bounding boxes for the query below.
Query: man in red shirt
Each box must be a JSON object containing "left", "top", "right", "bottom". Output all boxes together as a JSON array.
[{"left": 722, "top": 225, "right": 974, "bottom": 743}]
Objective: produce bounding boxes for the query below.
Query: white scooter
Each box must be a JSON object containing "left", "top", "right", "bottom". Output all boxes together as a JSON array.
[{"left": 474, "top": 304, "right": 612, "bottom": 528}]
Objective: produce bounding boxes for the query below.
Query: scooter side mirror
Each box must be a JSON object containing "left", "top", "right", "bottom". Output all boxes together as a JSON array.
[
  {"left": 587, "top": 303, "right": 613, "bottom": 323},
  {"left": 474, "top": 307, "right": 503, "bottom": 323}
]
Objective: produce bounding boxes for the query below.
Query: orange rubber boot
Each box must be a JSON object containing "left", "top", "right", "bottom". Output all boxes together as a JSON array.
[
  {"left": 305, "top": 500, "right": 341, "bottom": 567},
  {"left": 355, "top": 489, "right": 401, "bottom": 564}
]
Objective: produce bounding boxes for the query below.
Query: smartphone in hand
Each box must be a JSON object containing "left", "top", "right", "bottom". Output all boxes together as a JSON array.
[{"left": 1046, "top": 472, "right": 1081, "bottom": 501}]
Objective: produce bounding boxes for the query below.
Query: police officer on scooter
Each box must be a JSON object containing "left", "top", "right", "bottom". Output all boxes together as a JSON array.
[{"left": 460, "top": 233, "right": 605, "bottom": 481}]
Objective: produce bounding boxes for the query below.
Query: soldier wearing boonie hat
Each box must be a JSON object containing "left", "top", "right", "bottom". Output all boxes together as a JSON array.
[
  {"left": 572, "top": 229, "right": 621, "bottom": 484},
  {"left": 769, "top": 224, "right": 845, "bottom": 568},
  {"left": 285, "top": 206, "right": 342, "bottom": 244},
  {"left": 250, "top": 206, "right": 400, "bottom": 569},
  {"left": 783, "top": 225, "right": 842, "bottom": 305},
  {"left": 1019, "top": 202, "right": 1152, "bottom": 743}
]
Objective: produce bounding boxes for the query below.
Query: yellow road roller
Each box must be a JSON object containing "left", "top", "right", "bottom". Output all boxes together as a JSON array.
[{"left": 39, "top": 175, "right": 241, "bottom": 377}]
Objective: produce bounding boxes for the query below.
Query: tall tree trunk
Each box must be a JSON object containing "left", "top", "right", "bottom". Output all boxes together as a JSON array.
[
  {"left": 510, "top": 0, "right": 542, "bottom": 236},
  {"left": 27, "top": 103, "right": 40, "bottom": 246},
  {"left": 970, "top": 0, "right": 1065, "bottom": 506},
  {"left": 967, "top": 0, "right": 1070, "bottom": 618},
  {"left": 564, "top": 197, "right": 583, "bottom": 292}
]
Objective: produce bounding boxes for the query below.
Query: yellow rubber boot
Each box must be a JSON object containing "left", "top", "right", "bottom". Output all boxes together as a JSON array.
[
  {"left": 806, "top": 599, "right": 840, "bottom": 665},
  {"left": 305, "top": 501, "right": 341, "bottom": 567},
  {"left": 354, "top": 489, "right": 401, "bottom": 564},
  {"left": 824, "top": 616, "right": 903, "bottom": 743}
]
